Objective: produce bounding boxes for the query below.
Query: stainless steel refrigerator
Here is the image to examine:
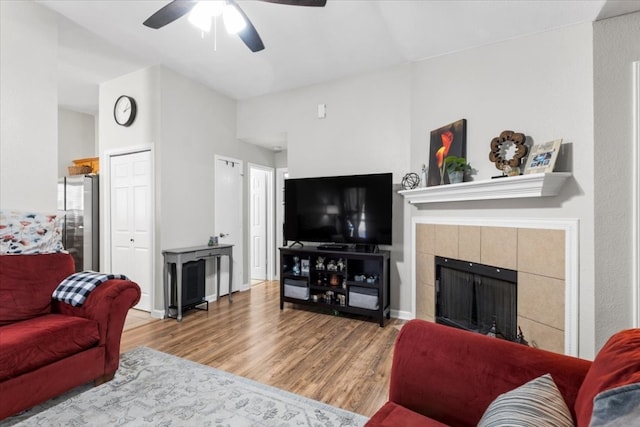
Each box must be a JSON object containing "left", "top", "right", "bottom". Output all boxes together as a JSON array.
[{"left": 57, "top": 175, "right": 99, "bottom": 272}]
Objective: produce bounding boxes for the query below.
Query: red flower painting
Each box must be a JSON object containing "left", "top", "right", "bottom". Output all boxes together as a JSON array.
[{"left": 427, "top": 120, "right": 467, "bottom": 186}]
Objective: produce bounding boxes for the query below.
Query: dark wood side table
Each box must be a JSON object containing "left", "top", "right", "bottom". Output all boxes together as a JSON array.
[{"left": 162, "top": 244, "right": 233, "bottom": 321}]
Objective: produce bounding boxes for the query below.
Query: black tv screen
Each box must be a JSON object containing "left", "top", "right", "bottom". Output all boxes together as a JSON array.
[{"left": 284, "top": 173, "right": 392, "bottom": 246}]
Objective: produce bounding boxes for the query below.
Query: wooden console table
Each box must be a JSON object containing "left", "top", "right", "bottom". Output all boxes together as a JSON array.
[{"left": 162, "top": 244, "right": 233, "bottom": 321}]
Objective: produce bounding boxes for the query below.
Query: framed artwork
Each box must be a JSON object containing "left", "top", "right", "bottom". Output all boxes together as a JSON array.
[
  {"left": 427, "top": 119, "right": 467, "bottom": 186},
  {"left": 523, "top": 139, "right": 562, "bottom": 174}
]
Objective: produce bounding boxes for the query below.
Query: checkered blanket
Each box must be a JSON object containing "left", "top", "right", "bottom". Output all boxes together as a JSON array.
[{"left": 52, "top": 271, "right": 129, "bottom": 307}]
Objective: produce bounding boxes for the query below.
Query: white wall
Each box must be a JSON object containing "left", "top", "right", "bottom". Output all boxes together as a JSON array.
[
  {"left": 0, "top": 1, "right": 58, "bottom": 212},
  {"left": 593, "top": 12, "right": 640, "bottom": 346},
  {"left": 100, "top": 65, "right": 275, "bottom": 313},
  {"left": 158, "top": 66, "right": 275, "bottom": 303},
  {"left": 237, "top": 24, "right": 607, "bottom": 358},
  {"left": 58, "top": 108, "right": 97, "bottom": 177},
  {"left": 411, "top": 24, "right": 596, "bottom": 357},
  {"left": 238, "top": 64, "right": 412, "bottom": 317}
]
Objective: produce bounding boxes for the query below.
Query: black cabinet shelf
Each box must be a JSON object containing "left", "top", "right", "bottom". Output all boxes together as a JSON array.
[{"left": 280, "top": 246, "right": 390, "bottom": 327}]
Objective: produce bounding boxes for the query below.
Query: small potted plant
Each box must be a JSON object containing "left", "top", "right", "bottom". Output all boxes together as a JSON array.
[{"left": 444, "top": 156, "right": 468, "bottom": 184}]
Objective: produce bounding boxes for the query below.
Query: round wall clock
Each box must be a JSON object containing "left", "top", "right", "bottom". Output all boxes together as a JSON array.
[{"left": 113, "top": 95, "right": 137, "bottom": 127}]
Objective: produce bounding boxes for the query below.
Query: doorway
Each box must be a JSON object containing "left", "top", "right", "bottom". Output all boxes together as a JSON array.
[
  {"left": 108, "top": 149, "right": 153, "bottom": 312},
  {"left": 249, "top": 164, "right": 274, "bottom": 284},
  {"left": 214, "top": 155, "right": 244, "bottom": 296},
  {"left": 275, "top": 168, "right": 288, "bottom": 280}
]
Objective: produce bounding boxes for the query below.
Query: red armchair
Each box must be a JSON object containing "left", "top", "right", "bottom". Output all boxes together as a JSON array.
[
  {"left": 0, "top": 253, "right": 141, "bottom": 420},
  {"left": 366, "top": 319, "right": 640, "bottom": 427}
]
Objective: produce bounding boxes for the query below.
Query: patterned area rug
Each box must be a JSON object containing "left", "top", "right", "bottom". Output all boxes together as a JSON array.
[{"left": 7, "top": 347, "right": 368, "bottom": 426}]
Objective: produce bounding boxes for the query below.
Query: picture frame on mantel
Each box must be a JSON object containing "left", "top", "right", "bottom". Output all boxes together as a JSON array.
[
  {"left": 427, "top": 119, "right": 467, "bottom": 186},
  {"left": 523, "top": 139, "right": 562, "bottom": 175}
]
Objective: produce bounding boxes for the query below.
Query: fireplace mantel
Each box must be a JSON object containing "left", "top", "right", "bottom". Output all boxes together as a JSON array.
[{"left": 399, "top": 172, "right": 571, "bottom": 205}]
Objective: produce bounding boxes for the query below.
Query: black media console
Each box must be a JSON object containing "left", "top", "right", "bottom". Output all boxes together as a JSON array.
[{"left": 279, "top": 246, "right": 390, "bottom": 326}]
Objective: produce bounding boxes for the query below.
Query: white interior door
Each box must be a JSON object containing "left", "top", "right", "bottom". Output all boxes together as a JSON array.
[
  {"left": 215, "top": 156, "right": 243, "bottom": 296},
  {"left": 249, "top": 165, "right": 273, "bottom": 281},
  {"left": 110, "top": 150, "right": 152, "bottom": 311}
]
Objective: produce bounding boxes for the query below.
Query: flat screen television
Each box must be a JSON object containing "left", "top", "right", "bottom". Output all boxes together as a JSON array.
[{"left": 284, "top": 173, "right": 392, "bottom": 247}]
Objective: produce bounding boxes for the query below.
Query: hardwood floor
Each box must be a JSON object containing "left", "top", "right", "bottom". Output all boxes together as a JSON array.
[{"left": 120, "top": 280, "right": 403, "bottom": 417}]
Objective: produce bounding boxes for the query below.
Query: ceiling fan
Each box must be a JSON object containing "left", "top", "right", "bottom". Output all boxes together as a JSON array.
[{"left": 143, "top": 0, "right": 327, "bottom": 53}]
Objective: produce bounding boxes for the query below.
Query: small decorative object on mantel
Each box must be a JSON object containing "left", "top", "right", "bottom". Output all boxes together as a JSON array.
[
  {"left": 489, "top": 130, "right": 528, "bottom": 177},
  {"left": 428, "top": 119, "right": 467, "bottom": 186},
  {"left": 523, "top": 139, "right": 563, "bottom": 175},
  {"left": 444, "top": 156, "right": 469, "bottom": 184},
  {"left": 401, "top": 172, "right": 420, "bottom": 190},
  {"left": 421, "top": 164, "right": 428, "bottom": 187}
]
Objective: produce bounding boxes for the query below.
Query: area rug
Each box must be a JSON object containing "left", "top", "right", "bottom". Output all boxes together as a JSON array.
[{"left": 6, "top": 347, "right": 368, "bottom": 426}]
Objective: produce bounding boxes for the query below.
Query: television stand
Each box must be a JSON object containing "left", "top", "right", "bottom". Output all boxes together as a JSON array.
[
  {"left": 279, "top": 246, "right": 391, "bottom": 326},
  {"left": 317, "top": 243, "right": 349, "bottom": 251}
]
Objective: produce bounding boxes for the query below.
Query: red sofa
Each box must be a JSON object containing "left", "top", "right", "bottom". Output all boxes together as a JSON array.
[
  {"left": 366, "top": 319, "right": 640, "bottom": 427},
  {"left": 0, "top": 253, "right": 141, "bottom": 420}
]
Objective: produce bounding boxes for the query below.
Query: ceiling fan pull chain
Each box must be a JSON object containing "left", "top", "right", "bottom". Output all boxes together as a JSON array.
[{"left": 214, "top": 15, "right": 218, "bottom": 51}]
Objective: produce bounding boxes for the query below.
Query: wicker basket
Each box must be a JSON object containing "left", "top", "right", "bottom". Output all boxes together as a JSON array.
[{"left": 68, "top": 165, "right": 92, "bottom": 176}]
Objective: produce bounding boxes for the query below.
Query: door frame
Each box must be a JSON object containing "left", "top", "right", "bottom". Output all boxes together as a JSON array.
[
  {"left": 275, "top": 168, "right": 288, "bottom": 280},
  {"left": 249, "top": 163, "right": 275, "bottom": 282},
  {"left": 214, "top": 154, "right": 245, "bottom": 293},
  {"left": 633, "top": 61, "right": 640, "bottom": 327},
  {"left": 103, "top": 145, "right": 157, "bottom": 316}
]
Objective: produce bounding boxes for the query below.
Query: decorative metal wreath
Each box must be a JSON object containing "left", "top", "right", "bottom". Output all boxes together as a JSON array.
[
  {"left": 401, "top": 172, "right": 421, "bottom": 190},
  {"left": 489, "top": 130, "right": 528, "bottom": 171}
]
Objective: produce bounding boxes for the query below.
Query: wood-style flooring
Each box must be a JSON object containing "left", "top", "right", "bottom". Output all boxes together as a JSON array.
[{"left": 120, "top": 280, "right": 404, "bottom": 417}]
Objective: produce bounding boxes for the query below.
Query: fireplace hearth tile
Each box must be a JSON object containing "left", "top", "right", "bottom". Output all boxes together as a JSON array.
[
  {"left": 458, "top": 225, "right": 481, "bottom": 263},
  {"left": 416, "top": 224, "right": 435, "bottom": 255},
  {"left": 481, "top": 227, "right": 517, "bottom": 270},
  {"left": 517, "top": 316, "right": 564, "bottom": 354},
  {"left": 416, "top": 283, "right": 435, "bottom": 321},
  {"left": 417, "top": 222, "right": 570, "bottom": 354},
  {"left": 435, "top": 225, "right": 459, "bottom": 258},
  {"left": 416, "top": 254, "right": 435, "bottom": 287},
  {"left": 518, "top": 272, "right": 565, "bottom": 330},
  {"left": 518, "top": 228, "right": 565, "bottom": 279}
]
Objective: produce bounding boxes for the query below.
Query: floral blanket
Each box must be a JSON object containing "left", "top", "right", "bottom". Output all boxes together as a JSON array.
[{"left": 0, "top": 210, "right": 64, "bottom": 254}]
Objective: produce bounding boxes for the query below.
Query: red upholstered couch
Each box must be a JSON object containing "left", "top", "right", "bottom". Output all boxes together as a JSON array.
[
  {"left": 0, "top": 253, "right": 141, "bottom": 420},
  {"left": 366, "top": 319, "right": 640, "bottom": 427}
]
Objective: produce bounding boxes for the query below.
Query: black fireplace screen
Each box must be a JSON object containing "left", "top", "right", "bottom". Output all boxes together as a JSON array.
[{"left": 435, "top": 257, "right": 517, "bottom": 341}]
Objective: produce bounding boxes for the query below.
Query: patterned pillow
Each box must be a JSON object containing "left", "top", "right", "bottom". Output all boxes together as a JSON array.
[
  {"left": 478, "top": 373, "right": 574, "bottom": 427},
  {"left": 0, "top": 210, "right": 63, "bottom": 254}
]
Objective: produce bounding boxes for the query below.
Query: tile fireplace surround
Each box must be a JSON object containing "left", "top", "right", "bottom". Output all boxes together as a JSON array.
[{"left": 412, "top": 218, "right": 579, "bottom": 355}]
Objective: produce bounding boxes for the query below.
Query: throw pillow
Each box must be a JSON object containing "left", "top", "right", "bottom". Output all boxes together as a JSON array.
[
  {"left": 477, "top": 373, "right": 574, "bottom": 427},
  {"left": 574, "top": 328, "right": 640, "bottom": 426},
  {"left": 590, "top": 382, "right": 640, "bottom": 427},
  {"left": 0, "top": 210, "right": 63, "bottom": 254}
]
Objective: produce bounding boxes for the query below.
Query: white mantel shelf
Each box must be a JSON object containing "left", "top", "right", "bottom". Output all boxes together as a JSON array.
[{"left": 398, "top": 172, "right": 572, "bottom": 204}]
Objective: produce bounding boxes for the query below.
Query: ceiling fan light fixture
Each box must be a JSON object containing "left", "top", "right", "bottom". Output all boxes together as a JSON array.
[
  {"left": 223, "top": 3, "right": 247, "bottom": 35},
  {"left": 188, "top": 1, "right": 225, "bottom": 32}
]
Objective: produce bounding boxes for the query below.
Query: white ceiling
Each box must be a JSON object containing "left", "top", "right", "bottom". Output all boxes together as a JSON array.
[{"left": 39, "top": 0, "right": 640, "bottom": 117}]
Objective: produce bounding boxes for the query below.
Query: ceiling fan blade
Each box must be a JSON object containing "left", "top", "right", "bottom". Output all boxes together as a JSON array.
[
  {"left": 232, "top": 2, "right": 265, "bottom": 52},
  {"left": 143, "top": 0, "right": 198, "bottom": 29},
  {"left": 258, "top": 0, "right": 327, "bottom": 6}
]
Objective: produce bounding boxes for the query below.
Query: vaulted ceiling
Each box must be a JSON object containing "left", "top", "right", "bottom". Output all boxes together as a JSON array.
[{"left": 38, "top": 0, "right": 640, "bottom": 115}]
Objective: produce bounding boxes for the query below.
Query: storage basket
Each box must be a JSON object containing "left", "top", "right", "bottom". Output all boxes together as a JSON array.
[{"left": 68, "top": 165, "right": 92, "bottom": 175}]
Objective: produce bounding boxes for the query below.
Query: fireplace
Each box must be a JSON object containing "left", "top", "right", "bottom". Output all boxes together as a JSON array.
[
  {"left": 413, "top": 219, "right": 579, "bottom": 355},
  {"left": 435, "top": 256, "right": 518, "bottom": 341}
]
